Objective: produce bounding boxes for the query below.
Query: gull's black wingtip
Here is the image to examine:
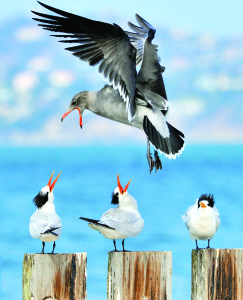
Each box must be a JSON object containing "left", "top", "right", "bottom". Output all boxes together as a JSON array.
[
  {"left": 36, "top": 1, "right": 55, "bottom": 11},
  {"left": 31, "top": 1, "right": 47, "bottom": 16},
  {"left": 37, "top": 1, "right": 46, "bottom": 7},
  {"left": 31, "top": 11, "right": 41, "bottom": 18}
]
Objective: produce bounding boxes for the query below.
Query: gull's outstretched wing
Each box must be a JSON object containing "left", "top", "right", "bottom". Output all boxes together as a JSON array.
[
  {"left": 126, "top": 14, "right": 168, "bottom": 109},
  {"left": 32, "top": 1, "right": 137, "bottom": 121},
  {"left": 126, "top": 14, "right": 156, "bottom": 65}
]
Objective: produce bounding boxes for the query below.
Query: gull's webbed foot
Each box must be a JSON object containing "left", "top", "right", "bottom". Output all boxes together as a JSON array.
[
  {"left": 147, "top": 152, "right": 154, "bottom": 174},
  {"left": 154, "top": 150, "right": 162, "bottom": 173}
]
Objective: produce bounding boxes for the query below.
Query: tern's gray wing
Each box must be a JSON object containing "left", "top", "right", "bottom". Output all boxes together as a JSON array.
[
  {"left": 32, "top": 1, "right": 137, "bottom": 121},
  {"left": 126, "top": 14, "right": 168, "bottom": 110},
  {"left": 100, "top": 208, "right": 144, "bottom": 237},
  {"left": 29, "top": 212, "right": 62, "bottom": 239}
]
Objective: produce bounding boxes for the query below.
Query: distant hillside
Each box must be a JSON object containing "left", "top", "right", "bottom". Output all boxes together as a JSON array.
[{"left": 0, "top": 17, "right": 242, "bottom": 146}]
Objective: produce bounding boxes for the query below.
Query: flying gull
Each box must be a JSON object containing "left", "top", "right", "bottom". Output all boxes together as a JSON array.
[{"left": 32, "top": 2, "right": 185, "bottom": 173}]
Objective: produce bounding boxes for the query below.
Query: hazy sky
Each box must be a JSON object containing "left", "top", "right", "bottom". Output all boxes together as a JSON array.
[{"left": 1, "top": 0, "right": 242, "bottom": 38}]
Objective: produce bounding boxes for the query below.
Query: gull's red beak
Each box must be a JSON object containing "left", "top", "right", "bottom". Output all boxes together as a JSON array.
[
  {"left": 117, "top": 173, "right": 131, "bottom": 195},
  {"left": 61, "top": 107, "right": 83, "bottom": 128},
  {"left": 47, "top": 170, "right": 61, "bottom": 193}
]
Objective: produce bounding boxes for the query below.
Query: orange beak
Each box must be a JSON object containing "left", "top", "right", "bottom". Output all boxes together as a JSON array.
[
  {"left": 47, "top": 170, "right": 61, "bottom": 193},
  {"left": 117, "top": 173, "right": 131, "bottom": 195},
  {"left": 200, "top": 202, "right": 207, "bottom": 208},
  {"left": 61, "top": 107, "right": 82, "bottom": 128}
]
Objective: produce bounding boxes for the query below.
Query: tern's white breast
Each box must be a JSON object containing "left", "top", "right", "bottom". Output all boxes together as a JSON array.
[
  {"left": 184, "top": 205, "right": 219, "bottom": 240},
  {"left": 29, "top": 207, "right": 62, "bottom": 240}
]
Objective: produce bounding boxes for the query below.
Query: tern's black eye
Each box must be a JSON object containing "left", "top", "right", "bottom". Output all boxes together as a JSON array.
[
  {"left": 111, "top": 192, "right": 119, "bottom": 205},
  {"left": 33, "top": 191, "right": 49, "bottom": 208}
]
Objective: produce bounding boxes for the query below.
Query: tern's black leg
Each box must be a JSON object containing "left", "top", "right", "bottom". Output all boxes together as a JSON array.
[
  {"left": 51, "top": 241, "right": 56, "bottom": 254},
  {"left": 154, "top": 150, "right": 162, "bottom": 173},
  {"left": 122, "top": 239, "right": 125, "bottom": 252},
  {"left": 122, "top": 239, "right": 131, "bottom": 252},
  {"left": 195, "top": 240, "right": 201, "bottom": 252},
  {"left": 146, "top": 138, "right": 154, "bottom": 174},
  {"left": 113, "top": 239, "right": 117, "bottom": 252},
  {"left": 41, "top": 241, "right": 45, "bottom": 254},
  {"left": 207, "top": 239, "right": 211, "bottom": 249}
]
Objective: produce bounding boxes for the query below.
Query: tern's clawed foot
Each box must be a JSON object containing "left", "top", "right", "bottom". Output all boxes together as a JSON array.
[{"left": 154, "top": 150, "right": 162, "bottom": 173}]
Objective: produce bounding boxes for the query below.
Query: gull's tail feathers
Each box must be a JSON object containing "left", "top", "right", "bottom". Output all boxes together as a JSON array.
[{"left": 143, "top": 116, "right": 185, "bottom": 158}]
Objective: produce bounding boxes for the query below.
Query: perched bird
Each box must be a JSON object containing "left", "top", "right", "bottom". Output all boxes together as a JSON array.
[
  {"left": 29, "top": 171, "right": 62, "bottom": 254},
  {"left": 182, "top": 194, "right": 220, "bottom": 250},
  {"left": 80, "top": 174, "right": 144, "bottom": 251},
  {"left": 32, "top": 2, "right": 185, "bottom": 173}
]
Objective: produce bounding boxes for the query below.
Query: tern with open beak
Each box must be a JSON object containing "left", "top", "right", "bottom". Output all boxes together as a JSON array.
[
  {"left": 29, "top": 171, "right": 62, "bottom": 254},
  {"left": 182, "top": 194, "right": 220, "bottom": 251},
  {"left": 32, "top": 2, "right": 185, "bottom": 173},
  {"left": 80, "top": 174, "right": 144, "bottom": 251}
]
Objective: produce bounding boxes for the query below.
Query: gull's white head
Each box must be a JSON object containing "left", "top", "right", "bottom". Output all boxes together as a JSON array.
[{"left": 61, "top": 92, "right": 88, "bottom": 129}]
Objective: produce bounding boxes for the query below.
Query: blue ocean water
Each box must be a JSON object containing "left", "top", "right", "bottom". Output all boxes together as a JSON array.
[{"left": 1, "top": 145, "right": 242, "bottom": 300}]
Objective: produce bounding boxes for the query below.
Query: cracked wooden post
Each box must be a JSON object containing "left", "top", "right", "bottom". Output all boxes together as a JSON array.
[
  {"left": 107, "top": 251, "right": 172, "bottom": 300},
  {"left": 192, "top": 249, "right": 243, "bottom": 300},
  {"left": 23, "top": 253, "right": 87, "bottom": 300}
]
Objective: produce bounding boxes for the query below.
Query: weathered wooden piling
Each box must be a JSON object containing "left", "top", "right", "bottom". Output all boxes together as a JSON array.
[
  {"left": 23, "top": 253, "right": 87, "bottom": 300},
  {"left": 192, "top": 248, "right": 243, "bottom": 300},
  {"left": 107, "top": 251, "right": 172, "bottom": 300}
]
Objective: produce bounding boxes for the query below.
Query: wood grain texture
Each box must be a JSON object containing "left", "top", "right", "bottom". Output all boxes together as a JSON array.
[
  {"left": 107, "top": 251, "right": 172, "bottom": 300},
  {"left": 23, "top": 253, "right": 87, "bottom": 300},
  {"left": 192, "top": 248, "right": 243, "bottom": 300}
]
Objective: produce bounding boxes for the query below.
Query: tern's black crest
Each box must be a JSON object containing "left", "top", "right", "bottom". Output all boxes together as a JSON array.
[
  {"left": 33, "top": 192, "right": 49, "bottom": 208},
  {"left": 198, "top": 193, "right": 215, "bottom": 208},
  {"left": 111, "top": 192, "right": 119, "bottom": 205}
]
